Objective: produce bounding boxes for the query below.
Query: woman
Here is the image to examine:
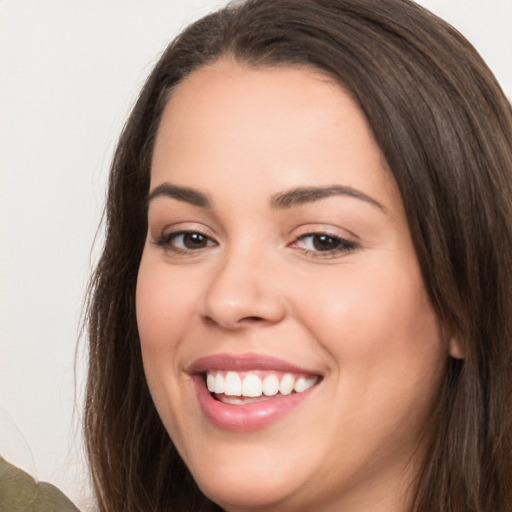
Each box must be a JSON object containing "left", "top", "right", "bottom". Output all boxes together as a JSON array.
[{"left": 84, "top": 0, "right": 512, "bottom": 510}]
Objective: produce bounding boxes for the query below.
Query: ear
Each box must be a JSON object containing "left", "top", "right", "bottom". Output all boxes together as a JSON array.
[{"left": 448, "top": 337, "right": 464, "bottom": 359}]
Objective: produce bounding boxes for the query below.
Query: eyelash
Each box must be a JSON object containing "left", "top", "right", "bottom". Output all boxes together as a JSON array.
[
  {"left": 153, "top": 230, "right": 216, "bottom": 255},
  {"left": 153, "top": 230, "right": 357, "bottom": 258},
  {"left": 292, "top": 233, "right": 357, "bottom": 257}
]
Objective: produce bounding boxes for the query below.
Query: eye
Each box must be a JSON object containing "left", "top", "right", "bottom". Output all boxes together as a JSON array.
[
  {"left": 154, "top": 230, "right": 216, "bottom": 253},
  {"left": 292, "top": 233, "right": 357, "bottom": 256}
]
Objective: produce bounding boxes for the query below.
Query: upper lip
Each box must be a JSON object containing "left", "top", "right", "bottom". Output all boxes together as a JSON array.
[{"left": 187, "top": 353, "right": 321, "bottom": 376}]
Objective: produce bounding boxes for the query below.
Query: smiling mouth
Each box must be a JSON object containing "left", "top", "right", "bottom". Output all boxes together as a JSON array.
[
  {"left": 190, "top": 355, "right": 322, "bottom": 430},
  {"left": 205, "top": 370, "right": 320, "bottom": 405}
]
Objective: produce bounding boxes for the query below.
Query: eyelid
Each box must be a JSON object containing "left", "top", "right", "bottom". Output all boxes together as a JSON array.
[
  {"left": 287, "top": 226, "right": 359, "bottom": 258},
  {"left": 151, "top": 223, "right": 219, "bottom": 255},
  {"left": 290, "top": 223, "right": 358, "bottom": 240},
  {"left": 292, "top": 232, "right": 355, "bottom": 249},
  {"left": 150, "top": 220, "right": 217, "bottom": 240}
]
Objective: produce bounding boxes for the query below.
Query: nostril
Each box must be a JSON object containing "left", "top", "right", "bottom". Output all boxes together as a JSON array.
[
  {"left": 241, "top": 316, "right": 265, "bottom": 323},
  {"left": 202, "top": 314, "right": 272, "bottom": 330}
]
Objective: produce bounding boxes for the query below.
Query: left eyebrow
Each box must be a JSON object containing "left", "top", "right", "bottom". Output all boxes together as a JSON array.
[
  {"left": 146, "top": 183, "right": 212, "bottom": 208},
  {"left": 270, "top": 185, "right": 387, "bottom": 212}
]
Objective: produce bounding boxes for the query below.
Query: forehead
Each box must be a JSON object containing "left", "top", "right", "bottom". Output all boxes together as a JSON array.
[
  {"left": 156, "top": 60, "right": 360, "bottom": 148},
  {"left": 151, "top": 59, "right": 400, "bottom": 213}
]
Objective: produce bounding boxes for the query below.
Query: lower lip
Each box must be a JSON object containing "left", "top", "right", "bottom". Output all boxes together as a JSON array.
[{"left": 193, "top": 376, "right": 318, "bottom": 431}]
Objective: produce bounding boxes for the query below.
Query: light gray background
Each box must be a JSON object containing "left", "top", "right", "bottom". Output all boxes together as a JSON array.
[{"left": 1, "top": 1, "right": 511, "bottom": 508}]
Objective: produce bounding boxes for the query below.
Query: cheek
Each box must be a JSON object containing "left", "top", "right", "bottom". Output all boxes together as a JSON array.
[
  {"left": 135, "top": 251, "right": 201, "bottom": 439},
  {"left": 135, "top": 250, "right": 205, "bottom": 427},
  {"left": 293, "top": 256, "right": 444, "bottom": 379},
  {"left": 136, "top": 252, "right": 200, "bottom": 353},
  {"left": 294, "top": 258, "right": 446, "bottom": 452}
]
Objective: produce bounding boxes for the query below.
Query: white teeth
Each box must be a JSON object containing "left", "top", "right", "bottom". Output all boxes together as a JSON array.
[
  {"left": 294, "top": 376, "right": 318, "bottom": 393},
  {"left": 262, "top": 374, "right": 279, "bottom": 396},
  {"left": 242, "top": 374, "right": 263, "bottom": 397},
  {"left": 214, "top": 373, "right": 225, "bottom": 394},
  {"left": 224, "top": 371, "right": 242, "bottom": 396},
  {"left": 206, "top": 373, "right": 216, "bottom": 392},
  {"left": 220, "top": 397, "right": 248, "bottom": 405},
  {"left": 206, "top": 370, "right": 319, "bottom": 399},
  {"left": 279, "top": 373, "right": 295, "bottom": 395}
]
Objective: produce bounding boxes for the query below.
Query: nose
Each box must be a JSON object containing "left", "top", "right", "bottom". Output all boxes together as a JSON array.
[{"left": 198, "top": 248, "right": 286, "bottom": 329}]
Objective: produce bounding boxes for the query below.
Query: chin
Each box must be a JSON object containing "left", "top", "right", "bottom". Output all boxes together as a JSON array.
[
  {"left": 201, "top": 483, "right": 292, "bottom": 512},
  {"left": 189, "top": 456, "right": 303, "bottom": 512}
]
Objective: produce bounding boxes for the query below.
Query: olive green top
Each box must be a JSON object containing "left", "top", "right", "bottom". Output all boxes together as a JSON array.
[{"left": 0, "top": 456, "right": 79, "bottom": 511}]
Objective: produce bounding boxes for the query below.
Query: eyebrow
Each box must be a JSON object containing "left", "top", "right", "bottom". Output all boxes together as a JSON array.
[
  {"left": 270, "top": 185, "right": 386, "bottom": 212},
  {"left": 146, "top": 182, "right": 386, "bottom": 212},
  {"left": 147, "top": 183, "right": 211, "bottom": 208}
]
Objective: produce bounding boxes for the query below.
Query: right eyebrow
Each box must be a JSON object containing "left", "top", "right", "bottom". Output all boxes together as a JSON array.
[
  {"left": 146, "top": 183, "right": 212, "bottom": 208},
  {"left": 270, "top": 185, "right": 386, "bottom": 213}
]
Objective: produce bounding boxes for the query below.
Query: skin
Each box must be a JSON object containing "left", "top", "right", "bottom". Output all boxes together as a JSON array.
[{"left": 136, "top": 59, "right": 450, "bottom": 512}]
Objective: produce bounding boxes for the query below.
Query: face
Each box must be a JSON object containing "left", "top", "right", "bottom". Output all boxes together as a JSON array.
[{"left": 136, "top": 60, "right": 448, "bottom": 512}]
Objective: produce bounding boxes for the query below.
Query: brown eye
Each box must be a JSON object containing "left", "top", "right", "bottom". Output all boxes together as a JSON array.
[
  {"left": 182, "top": 232, "right": 209, "bottom": 249},
  {"left": 155, "top": 231, "right": 216, "bottom": 252},
  {"left": 311, "top": 234, "right": 342, "bottom": 251},
  {"left": 294, "top": 233, "right": 357, "bottom": 256}
]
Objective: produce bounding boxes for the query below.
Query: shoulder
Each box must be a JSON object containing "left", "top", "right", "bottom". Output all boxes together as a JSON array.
[{"left": 0, "top": 456, "right": 79, "bottom": 511}]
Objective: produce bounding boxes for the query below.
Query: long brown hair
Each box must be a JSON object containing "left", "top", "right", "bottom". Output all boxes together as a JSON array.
[{"left": 84, "top": 1, "right": 512, "bottom": 510}]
